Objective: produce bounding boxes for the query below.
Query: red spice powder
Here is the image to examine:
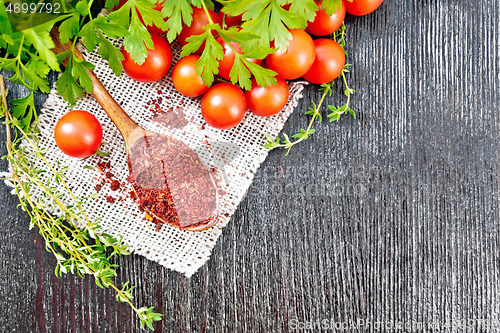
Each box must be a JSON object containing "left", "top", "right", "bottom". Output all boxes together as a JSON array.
[
  {"left": 106, "top": 195, "right": 116, "bottom": 204},
  {"left": 127, "top": 134, "right": 219, "bottom": 230},
  {"left": 110, "top": 180, "right": 120, "bottom": 191},
  {"left": 152, "top": 109, "right": 188, "bottom": 129},
  {"left": 146, "top": 96, "right": 187, "bottom": 130}
]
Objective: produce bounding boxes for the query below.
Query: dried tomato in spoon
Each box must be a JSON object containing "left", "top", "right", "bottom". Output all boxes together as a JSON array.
[{"left": 50, "top": 27, "right": 219, "bottom": 231}]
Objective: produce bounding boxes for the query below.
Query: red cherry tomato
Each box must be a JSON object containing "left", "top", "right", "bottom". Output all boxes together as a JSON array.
[
  {"left": 172, "top": 55, "right": 210, "bottom": 97},
  {"left": 344, "top": 0, "right": 383, "bottom": 16},
  {"left": 245, "top": 77, "right": 289, "bottom": 117},
  {"left": 303, "top": 39, "right": 345, "bottom": 84},
  {"left": 121, "top": 33, "right": 172, "bottom": 83},
  {"left": 216, "top": 36, "right": 262, "bottom": 81},
  {"left": 138, "top": 1, "right": 167, "bottom": 34},
  {"left": 54, "top": 110, "right": 103, "bottom": 158},
  {"left": 306, "top": 0, "right": 346, "bottom": 36},
  {"left": 201, "top": 83, "right": 247, "bottom": 130},
  {"left": 265, "top": 29, "right": 316, "bottom": 80},
  {"left": 219, "top": 10, "right": 243, "bottom": 28},
  {"left": 178, "top": 7, "right": 221, "bottom": 55}
]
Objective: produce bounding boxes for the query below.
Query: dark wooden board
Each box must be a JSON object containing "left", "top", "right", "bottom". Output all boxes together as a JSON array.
[{"left": 1, "top": 0, "right": 500, "bottom": 331}]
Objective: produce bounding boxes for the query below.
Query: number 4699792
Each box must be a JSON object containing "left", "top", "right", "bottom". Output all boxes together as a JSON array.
[{"left": 5, "top": 1, "right": 61, "bottom": 14}]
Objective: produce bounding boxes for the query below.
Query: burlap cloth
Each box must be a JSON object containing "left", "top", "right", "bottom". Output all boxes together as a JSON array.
[{"left": 3, "top": 35, "right": 306, "bottom": 277}]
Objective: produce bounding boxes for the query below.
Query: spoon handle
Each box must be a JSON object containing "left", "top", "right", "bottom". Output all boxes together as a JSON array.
[{"left": 50, "top": 27, "right": 139, "bottom": 141}]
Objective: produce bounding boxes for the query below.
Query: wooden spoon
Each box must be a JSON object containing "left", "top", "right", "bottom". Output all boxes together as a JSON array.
[{"left": 50, "top": 27, "right": 219, "bottom": 232}]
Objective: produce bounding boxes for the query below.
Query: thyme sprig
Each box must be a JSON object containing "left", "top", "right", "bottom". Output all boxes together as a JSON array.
[
  {"left": 0, "top": 76, "right": 161, "bottom": 331},
  {"left": 264, "top": 22, "right": 356, "bottom": 155}
]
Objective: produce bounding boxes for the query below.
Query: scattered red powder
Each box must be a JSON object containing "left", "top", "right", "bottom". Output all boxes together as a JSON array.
[{"left": 110, "top": 180, "right": 120, "bottom": 191}]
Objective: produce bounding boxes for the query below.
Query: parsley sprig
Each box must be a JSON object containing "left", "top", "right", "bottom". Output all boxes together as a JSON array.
[
  {"left": 264, "top": 22, "right": 355, "bottom": 155},
  {"left": 179, "top": 0, "right": 278, "bottom": 89},
  {"left": 1, "top": 76, "right": 162, "bottom": 330}
]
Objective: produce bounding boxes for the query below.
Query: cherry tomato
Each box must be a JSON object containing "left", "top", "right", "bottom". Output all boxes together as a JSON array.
[
  {"left": 344, "top": 0, "right": 383, "bottom": 16},
  {"left": 245, "top": 77, "right": 289, "bottom": 117},
  {"left": 216, "top": 36, "right": 262, "bottom": 81},
  {"left": 172, "top": 55, "right": 210, "bottom": 97},
  {"left": 265, "top": 29, "right": 316, "bottom": 80},
  {"left": 303, "top": 39, "right": 345, "bottom": 84},
  {"left": 219, "top": 10, "right": 243, "bottom": 28},
  {"left": 54, "top": 110, "right": 103, "bottom": 158},
  {"left": 201, "top": 83, "right": 247, "bottom": 130},
  {"left": 178, "top": 7, "right": 221, "bottom": 55},
  {"left": 306, "top": 0, "right": 346, "bottom": 36},
  {"left": 121, "top": 33, "right": 172, "bottom": 83}
]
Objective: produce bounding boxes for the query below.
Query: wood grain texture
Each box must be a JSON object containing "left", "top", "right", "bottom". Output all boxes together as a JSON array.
[{"left": 1, "top": 0, "right": 500, "bottom": 331}]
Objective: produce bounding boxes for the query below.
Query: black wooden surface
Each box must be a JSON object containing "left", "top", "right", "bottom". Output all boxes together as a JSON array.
[{"left": 2, "top": 0, "right": 500, "bottom": 332}]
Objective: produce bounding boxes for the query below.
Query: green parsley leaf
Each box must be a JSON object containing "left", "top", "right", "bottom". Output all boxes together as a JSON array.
[
  {"left": 287, "top": 0, "right": 318, "bottom": 28},
  {"left": 122, "top": 8, "right": 153, "bottom": 65},
  {"left": 195, "top": 33, "right": 224, "bottom": 86},
  {"left": 72, "top": 58, "right": 95, "bottom": 93},
  {"left": 78, "top": 21, "right": 100, "bottom": 52},
  {"left": 93, "top": 15, "right": 129, "bottom": 39},
  {"left": 59, "top": 14, "right": 81, "bottom": 44},
  {"left": 244, "top": 60, "right": 277, "bottom": 88},
  {"left": 226, "top": 0, "right": 299, "bottom": 51},
  {"left": 10, "top": 92, "right": 37, "bottom": 131},
  {"left": 162, "top": 0, "right": 193, "bottom": 43},
  {"left": 24, "top": 62, "right": 50, "bottom": 93},
  {"left": 105, "top": 0, "right": 120, "bottom": 10},
  {"left": 319, "top": 0, "right": 343, "bottom": 16},
  {"left": 24, "top": 25, "right": 60, "bottom": 71},
  {"left": 96, "top": 31, "right": 124, "bottom": 76},
  {"left": 56, "top": 61, "right": 84, "bottom": 105}
]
